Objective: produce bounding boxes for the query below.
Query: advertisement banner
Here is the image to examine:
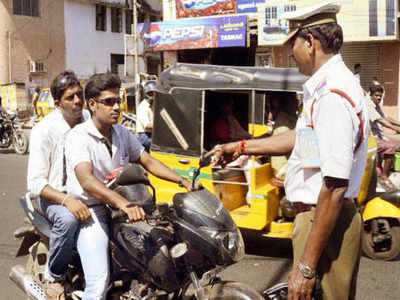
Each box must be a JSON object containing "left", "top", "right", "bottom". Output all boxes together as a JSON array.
[
  {"left": 175, "top": 0, "right": 236, "bottom": 18},
  {"left": 236, "top": 0, "right": 265, "bottom": 14},
  {"left": 138, "top": 15, "right": 247, "bottom": 51},
  {"left": 258, "top": 0, "right": 397, "bottom": 46}
]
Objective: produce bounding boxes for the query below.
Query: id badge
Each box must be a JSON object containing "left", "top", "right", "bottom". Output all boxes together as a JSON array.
[{"left": 298, "top": 127, "right": 320, "bottom": 169}]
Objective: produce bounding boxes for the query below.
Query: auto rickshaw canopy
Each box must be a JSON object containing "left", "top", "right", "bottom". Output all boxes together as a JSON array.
[
  {"left": 152, "top": 64, "right": 307, "bottom": 157},
  {"left": 157, "top": 63, "right": 308, "bottom": 93}
]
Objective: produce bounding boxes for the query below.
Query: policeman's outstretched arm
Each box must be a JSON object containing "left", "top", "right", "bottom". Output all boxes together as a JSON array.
[{"left": 205, "top": 129, "right": 296, "bottom": 166}]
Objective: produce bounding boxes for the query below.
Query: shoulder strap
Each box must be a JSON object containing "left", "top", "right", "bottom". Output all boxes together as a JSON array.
[{"left": 309, "top": 88, "right": 364, "bottom": 153}]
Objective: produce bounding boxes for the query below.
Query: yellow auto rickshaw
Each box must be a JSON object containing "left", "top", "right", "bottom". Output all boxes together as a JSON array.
[{"left": 148, "top": 63, "right": 377, "bottom": 242}]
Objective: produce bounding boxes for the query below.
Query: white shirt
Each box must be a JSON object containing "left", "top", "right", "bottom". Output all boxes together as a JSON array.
[
  {"left": 285, "top": 55, "right": 369, "bottom": 204},
  {"left": 365, "top": 93, "right": 386, "bottom": 140},
  {"left": 354, "top": 73, "right": 360, "bottom": 84},
  {"left": 27, "top": 109, "right": 90, "bottom": 197},
  {"left": 65, "top": 118, "right": 144, "bottom": 206},
  {"left": 136, "top": 98, "right": 153, "bottom": 133}
]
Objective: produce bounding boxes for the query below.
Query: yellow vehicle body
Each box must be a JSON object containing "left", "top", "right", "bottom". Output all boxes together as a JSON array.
[
  {"left": 148, "top": 63, "right": 375, "bottom": 240},
  {"left": 35, "top": 88, "right": 55, "bottom": 120},
  {"left": 0, "top": 83, "right": 30, "bottom": 116},
  {"left": 363, "top": 197, "right": 400, "bottom": 221},
  {"left": 35, "top": 87, "right": 133, "bottom": 122}
]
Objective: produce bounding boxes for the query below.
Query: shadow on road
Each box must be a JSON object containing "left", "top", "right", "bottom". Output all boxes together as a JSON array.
[
  {"left": 0, "top": 148, "right": 16, "bottom": 154},
  {"left": 241, "top": 228, "right": 293, "bottom": 258},
  {"left": 240, "top": 228, "right": 293, "bottom": 292}
]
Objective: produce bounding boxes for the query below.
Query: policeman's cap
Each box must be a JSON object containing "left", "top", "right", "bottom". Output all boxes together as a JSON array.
[{"left": 281, "top": 1, "right": 341, "bottom": 45}]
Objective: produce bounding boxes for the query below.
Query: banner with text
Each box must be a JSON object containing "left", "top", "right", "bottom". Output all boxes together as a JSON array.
[
  {"left": 175, "top": 0, "right": 236, "bottom": 18},
  {"left": 138, "top": 15, "right": 247, "bottom": 51}
]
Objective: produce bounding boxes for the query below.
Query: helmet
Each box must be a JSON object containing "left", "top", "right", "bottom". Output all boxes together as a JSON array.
[{"left": 143, "top": 80, "right": 157, "bottom": 95}]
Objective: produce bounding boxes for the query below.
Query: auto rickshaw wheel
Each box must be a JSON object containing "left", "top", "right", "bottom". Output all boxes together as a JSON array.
[{"left": 362, "top": 218, "right": 400, "bottom": 261}]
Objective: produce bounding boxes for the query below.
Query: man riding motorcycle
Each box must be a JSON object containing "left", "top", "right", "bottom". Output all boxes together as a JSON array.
[{"left": 64, "top": 72, "right": 201, "bottom": 300}]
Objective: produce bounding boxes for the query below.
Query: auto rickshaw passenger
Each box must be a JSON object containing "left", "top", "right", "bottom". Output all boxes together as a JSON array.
[{"left": 209, "top": 97, "right": 251, "bottom": 146}]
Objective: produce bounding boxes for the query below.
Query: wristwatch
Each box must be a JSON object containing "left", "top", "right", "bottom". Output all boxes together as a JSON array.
[{"left": 298, "top": 261, "right": 316, "bottom": 279}]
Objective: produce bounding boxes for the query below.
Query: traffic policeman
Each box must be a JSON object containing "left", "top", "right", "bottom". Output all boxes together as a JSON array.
[{"left": 205, "top": 2, "right": 369, "bottom": 299}]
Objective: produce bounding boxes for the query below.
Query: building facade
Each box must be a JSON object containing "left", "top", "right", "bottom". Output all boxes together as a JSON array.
[
  {"left": 0, "top": 0, "right": 160, "bottom": 93},
  {"left": 151, "top": 0, "right": 400, "bottom": 119}
]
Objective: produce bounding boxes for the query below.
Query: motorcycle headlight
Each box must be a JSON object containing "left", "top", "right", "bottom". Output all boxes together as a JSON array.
[{"left": 200, "top": 227, "right": 245, "bottom": 263}]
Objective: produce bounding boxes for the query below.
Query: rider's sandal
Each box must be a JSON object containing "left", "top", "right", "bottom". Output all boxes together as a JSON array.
[{"left": 44, "top": 281, "right": 66, "bottom": 300}]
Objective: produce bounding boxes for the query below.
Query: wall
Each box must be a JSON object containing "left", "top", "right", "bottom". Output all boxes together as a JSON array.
[
  {"left": 0, "top": 0, "right": 66, "bottom": 87},
  {"left": 64, "top": 0, "right": 127, "bottom": 79},
  {"left": 380, "top": 42, "right": 400, "bottom": 120}
]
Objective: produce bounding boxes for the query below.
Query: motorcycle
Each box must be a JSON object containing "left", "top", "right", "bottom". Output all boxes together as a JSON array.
[
  {"left": 0, "top": 110, "right": 29, "bottom": 155},
  {"left": 9, "top": 157, "right": 263, "bottom": 300}
]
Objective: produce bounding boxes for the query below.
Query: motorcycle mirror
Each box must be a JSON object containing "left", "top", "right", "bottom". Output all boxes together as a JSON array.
[
  {"left": 115, "top": 163, "right": 150, "bottom": 186},
  {"left": 199, "top": 155, "right": 211, "bottom": 168}
]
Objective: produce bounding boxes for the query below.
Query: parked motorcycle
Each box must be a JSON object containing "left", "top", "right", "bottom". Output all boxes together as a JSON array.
[
  {"left": 9, "top": 158, "right": 263, "bottom": 299},
  {"left": 0, "top": 111, "right": 29, "bottom": 154}
]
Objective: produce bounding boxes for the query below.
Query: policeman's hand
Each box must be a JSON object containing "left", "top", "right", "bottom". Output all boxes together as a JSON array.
[
  {"left": 288, "top": 267, "right": 316, "bottom": 300},
  {"left": 119, "top": 202, "right": 146, "bottom": 222},
  {"left": 64, "top": 196, "right": 91, "bottom": 222},
  {"left": 204, "top": 143, "right": 237, "bottom": 167}
]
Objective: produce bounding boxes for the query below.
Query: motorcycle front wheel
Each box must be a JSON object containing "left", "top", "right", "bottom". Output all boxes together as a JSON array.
[
  {"left": 13, "top": 130, "right": 29, "bottom": 155},
  {"left": 362, "top": 218, "right": 400, "bottom": 261},
  {"left": 182, "top": 281, "right": 263, "bottom": 300}
]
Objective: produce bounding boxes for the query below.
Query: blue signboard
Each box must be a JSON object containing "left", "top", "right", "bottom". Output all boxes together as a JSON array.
[
  {"left": 236, "top": 0, "right": 265, "bottom": 14},
  {"left": 138, "top": 15, "right": 247, "bottom": 51}
]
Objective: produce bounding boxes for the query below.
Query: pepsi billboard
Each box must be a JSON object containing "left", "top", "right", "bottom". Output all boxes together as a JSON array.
[
  {"left": 138, "top": 15, "right": 247, "bottom": 51},
  {"left": 175, "top": 0, "right": 236, "bottom": 18}
]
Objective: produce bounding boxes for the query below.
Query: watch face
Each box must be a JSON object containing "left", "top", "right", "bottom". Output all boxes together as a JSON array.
[{"left": 298, "top": 262, "right": 315, "bottom": 279}]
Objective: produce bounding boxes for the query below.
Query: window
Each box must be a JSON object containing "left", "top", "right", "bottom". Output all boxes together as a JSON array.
[
  {"left": 111, "top": 7, "right": 122, "bottom": 33},
  {"left": 111, "top": 54, "right": 124, "bottom": 75},
  {"left": 137, "top": 12, "right": 145, "bottom": 23},
  {"left": 125, "top": 10, "right": 133, "bottom": 34},
  {"left": 13, "top": 0, "right": 39, "bottom": 17},
  {"left": 96, "top": 5, "right": 107, "bottom": 31}
]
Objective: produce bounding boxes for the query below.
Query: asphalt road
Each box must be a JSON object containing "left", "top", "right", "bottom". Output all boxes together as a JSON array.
[{"left": 1, "top": 147, "right": 400, "bottom": 299}]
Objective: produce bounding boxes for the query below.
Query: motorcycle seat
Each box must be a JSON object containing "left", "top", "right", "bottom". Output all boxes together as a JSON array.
[{"left": 20, "top": 193, "right": 51, "bottom": 238}]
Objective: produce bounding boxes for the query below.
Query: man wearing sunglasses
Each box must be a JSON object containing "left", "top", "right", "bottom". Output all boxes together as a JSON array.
[
  {"left": 27, "top": 71, "right": 91, "bottom": 300},
  {"left": 64, "top": 73, "right": 200, "bottom": 300}
]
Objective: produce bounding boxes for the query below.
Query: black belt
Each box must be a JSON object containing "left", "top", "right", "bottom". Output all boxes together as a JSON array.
[
  {"left": 292, "top": 198, "right": 353, "bottom": 214},
  {"left": 292, "top": 202, "right": 316, "bottom": 213}
]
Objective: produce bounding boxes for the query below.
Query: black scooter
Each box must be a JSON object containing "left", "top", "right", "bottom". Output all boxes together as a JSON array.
[{"left": 9, "top": 158, "right": 263, "bottom": 300}]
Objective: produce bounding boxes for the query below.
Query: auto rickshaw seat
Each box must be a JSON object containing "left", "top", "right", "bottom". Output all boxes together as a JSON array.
[{"left": 212, "top": 168, "right": 248, "bottom": 211}]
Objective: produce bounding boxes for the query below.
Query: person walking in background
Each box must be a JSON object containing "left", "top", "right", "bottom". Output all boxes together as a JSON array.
[
  {"left": 136, "top": 81, "right": 156, "bottom": 152},
  {"left": 365, "top": 84, "right": 400, "bottom": 189}
]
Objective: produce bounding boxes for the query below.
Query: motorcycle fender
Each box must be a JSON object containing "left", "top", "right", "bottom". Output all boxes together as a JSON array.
[
  {"left": 15, "top": 234, "right": 40, "bottom": 257},
  {"left": 363, "top": 197, "right": 400, "bottom": 222}
]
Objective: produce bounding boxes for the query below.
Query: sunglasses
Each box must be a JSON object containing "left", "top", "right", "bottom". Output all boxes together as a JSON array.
[{"left": 95, "top": 97, "right": 121, "bottom": 106}]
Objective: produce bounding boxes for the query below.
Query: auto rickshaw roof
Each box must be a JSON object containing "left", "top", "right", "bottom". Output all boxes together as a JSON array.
[{"left": 158, "top": 63, "right": 308, "bottom": 93}]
